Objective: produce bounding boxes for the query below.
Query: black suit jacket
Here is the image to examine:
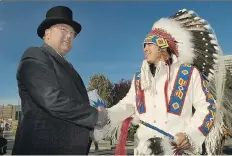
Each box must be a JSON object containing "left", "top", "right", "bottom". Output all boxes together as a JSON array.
[{"left": 12, "top": 44, "right": 98, "bottom": 155}]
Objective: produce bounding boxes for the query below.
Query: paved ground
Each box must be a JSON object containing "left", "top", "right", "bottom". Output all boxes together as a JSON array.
[
  {"left": 3, "top": 132, "right": 134, "bottom": 155},
  {"left": 3, "top": 132, "right": 232, "bottom": 155},
  {"left": 5, "top": 139, "right": 134, "bottom": 155}
]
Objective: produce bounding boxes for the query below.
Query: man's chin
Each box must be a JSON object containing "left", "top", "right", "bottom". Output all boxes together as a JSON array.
[
  {"left": 61, "top": 48, "right": 71, "bottom": 55},
  {"left": 146, "top": 59, "right": 152, "bottom": 64}
]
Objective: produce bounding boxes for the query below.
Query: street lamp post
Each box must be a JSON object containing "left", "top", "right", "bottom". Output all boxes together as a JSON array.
[{"left": 18, "top": 97, "right": 20, "bottom": 120}]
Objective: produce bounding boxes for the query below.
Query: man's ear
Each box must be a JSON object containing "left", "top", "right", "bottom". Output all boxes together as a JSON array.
[
  {"left": 159, "top": 48, "right": 167, "bottom": 53},
  {"left": 44, "top": 28, "right": 51, "bottom": 38},
  {"left": 160, "top": 49, "right": 169, "bottom": 60}
]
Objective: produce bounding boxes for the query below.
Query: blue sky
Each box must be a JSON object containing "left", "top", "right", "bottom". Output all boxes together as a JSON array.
[{"left": 0, "top": 1, "right": 231, "bottom": 105}]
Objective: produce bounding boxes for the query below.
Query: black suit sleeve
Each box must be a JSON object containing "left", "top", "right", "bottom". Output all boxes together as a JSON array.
[{"left": 17, "top": 51, "right": 98, "bottom": 129}]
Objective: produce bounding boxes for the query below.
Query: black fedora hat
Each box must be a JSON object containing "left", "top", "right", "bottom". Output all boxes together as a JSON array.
[{"left": 37, "top": 6, "right": 82, "bottom": 38}]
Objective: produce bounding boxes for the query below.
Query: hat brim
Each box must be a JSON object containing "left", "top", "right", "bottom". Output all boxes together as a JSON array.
[{"left": 37, "top": 17, "right": 82, "bottom": 38}]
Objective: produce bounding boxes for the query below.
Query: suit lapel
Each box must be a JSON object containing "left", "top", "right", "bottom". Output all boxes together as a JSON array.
[{"left": 40, "top": 44, "right": 88, "bottom": 98}]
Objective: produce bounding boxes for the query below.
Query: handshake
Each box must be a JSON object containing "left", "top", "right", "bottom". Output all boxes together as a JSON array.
[
  {"left": 95, "top": 106, "right": 110, "bottom": 128},
  {"left": 90, "top": 106, "right": 111, "bottom": 142},
  {"left": 88, "top": 89, "right": 111, "bottom": 141}
]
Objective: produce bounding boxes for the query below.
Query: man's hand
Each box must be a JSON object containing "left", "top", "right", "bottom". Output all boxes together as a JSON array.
[
  {"left": 95, "top": 106, "right": 108, "bottom": 128},
  {"left": 175, "top": 133, "right": 191, "bottom": 150},
  {"left": 97, "top": 106, "right": 106, "bottom": 112},
  {"left": 93, "top": 107, "right": 110, "bottom": 142}
]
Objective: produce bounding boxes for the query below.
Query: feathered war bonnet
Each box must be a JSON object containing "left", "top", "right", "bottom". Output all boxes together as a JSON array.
[{"left": 143, "top": 8, "right": 221, "bottom": 81}]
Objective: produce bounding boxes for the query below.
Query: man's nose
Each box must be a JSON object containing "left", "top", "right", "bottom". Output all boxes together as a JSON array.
[
  {"left": 66, "top": 32, "right": 72, "bottom": 39},
  {"left": 144, "top": 44, "right": 149, "bottom": 52}
]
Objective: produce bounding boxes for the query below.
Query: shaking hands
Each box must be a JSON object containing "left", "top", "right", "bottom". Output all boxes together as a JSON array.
[{"left": 95, "top": 106, "right": 110, "bottom": 128}]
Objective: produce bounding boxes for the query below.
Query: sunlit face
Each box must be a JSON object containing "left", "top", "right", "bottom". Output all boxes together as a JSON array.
[
  {"left": 44, "top": 24, "right": 77, "bottom": 56},
  {"left": 143, "top": 43, "right": 161, "bottom": 65}
]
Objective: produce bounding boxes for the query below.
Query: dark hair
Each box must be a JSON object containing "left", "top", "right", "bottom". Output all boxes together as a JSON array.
[
  {"left": 167, "top": 47, "right": 174, "bottom": 56},
  {"left": 149, "top": 63, "right": 156, "bottom": 76},
  {"left": 149, "top": 47, "right": 174, "bottom": 76},
  {"left": 165, "top": 47, "right": 173, "bottom": 65}
]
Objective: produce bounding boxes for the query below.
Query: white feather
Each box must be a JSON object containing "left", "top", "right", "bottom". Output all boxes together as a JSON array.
[
  {"left": 208, "top": 74, "right": 214, "bottom": 81},
  {"left": 176, "top": 13, "right": 191, "bottom": 20},
  {"left": 210, "top": 40, "right": 218, "bottom": 45},
  {"left": 194, "top": 17, "right": 200, "bottom": 20},
  {"left": 208, "top": 73, "right": 213, "bottom": 78},
  {"left": 141, "top": 140, "right": 151, "bottom": 155},
  {"left": 131, "top": 114, "right": 140, "bottom": 125},
  {"left": 214, "top": 46, "right": 220, "bottom": 51},
  {"left": 145, "top": 139, "right": 151, "bottom": 147},
  {"left": 209, "top": 34, "right": 215, "bottom": 39},
  {"left": 179, "top": 19, "right": 190, "bottom": 24},
  {"left": 213, "top": 59, "right": 218, "bottom": 63},
  {"left": 187, "top": 27, "right": 205, "bottom": 31},
  {"left": 161, "top": 137, "right": 174, "bottom": 155},
  {"left": 204, "top": 24, "right": 212, "bottom": 30},
  {"left": 188, "top": 10, "right": 195, "bottom": 14},
  {"left": 146, "top": 148, "right": 152, "bottom": 155},
  {"left": 200, "top": 19, "right": 206, "bottom": 23},
  {"left": 213, "top": 53, "right": 219, "bottom": 58},
  {"left": 209, "top": 69, "right": 215, "bottom": 74},
  {"left": 182, "top": 8, "right": 187, "bottom": 12},
  {"left": 152, "top": 18, "right": 194, "bottom": 64}
]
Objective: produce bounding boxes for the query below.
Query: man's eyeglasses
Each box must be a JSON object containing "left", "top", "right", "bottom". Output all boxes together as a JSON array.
[{"left": 53, "top": 26, "right": 77, "bottom": 38}]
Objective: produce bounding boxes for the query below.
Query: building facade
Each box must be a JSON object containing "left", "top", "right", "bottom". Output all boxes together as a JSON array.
[
  {"left": 214, "top": 55, "right": 232, "bottom": 79},
  {"left": 0, "top": 105, "right": 20, "bottom": 121}
]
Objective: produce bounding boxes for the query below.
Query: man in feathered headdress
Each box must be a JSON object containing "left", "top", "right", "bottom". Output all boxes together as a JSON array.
[{"left": 93, "top": 9, "right": 227, "bottom": 155}]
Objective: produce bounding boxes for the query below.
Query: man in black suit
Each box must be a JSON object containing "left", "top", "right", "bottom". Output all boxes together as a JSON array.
[{"left": 12, "top": 6, "right": 107, "bottom": 155}]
